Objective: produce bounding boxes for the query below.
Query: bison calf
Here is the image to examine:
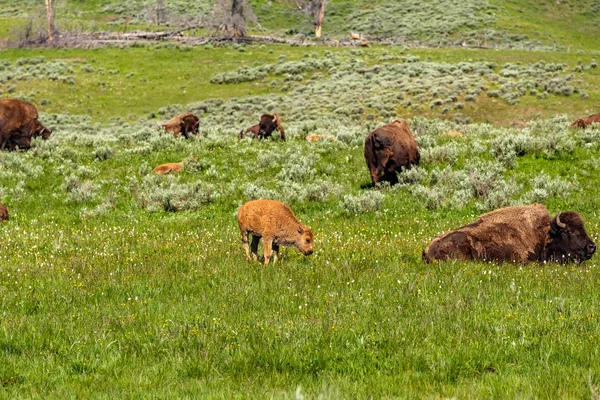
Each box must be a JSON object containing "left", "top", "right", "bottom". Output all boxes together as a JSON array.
[
  {"left": 364, "top": 118, "right": 420, "bottom": 187},
  {"left": 237, "top": 199, "right": 314, "bottom": 265},
  {"left": 423, "top": 204, "right": 596, "bottom": 264},
  {"left": 0, "top": 204, "right": 8, "bottom": 222},
  {"left": 153, "top": 162, "right": 185, "bottom": 175}
]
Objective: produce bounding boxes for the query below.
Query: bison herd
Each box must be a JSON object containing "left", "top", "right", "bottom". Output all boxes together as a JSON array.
[{"left": 1, "top": 97, "right": 599, "bottom": 266}]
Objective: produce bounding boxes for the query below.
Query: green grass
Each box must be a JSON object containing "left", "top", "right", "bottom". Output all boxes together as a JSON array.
[
  {"left": 2, "top": 117, "right": 600, "bottom": 397},
  {"left": 1, "top": 2, "right": 600, "bottom": 396}
]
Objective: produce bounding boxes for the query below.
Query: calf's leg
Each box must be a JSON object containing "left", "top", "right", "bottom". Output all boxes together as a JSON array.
[
  {"left": 250, "top": 236, "right": 260, "bottom": 261},
  {"left": 241, "top": 230, "right": 250, "bottom": 259},
  {"left": 263, "top": 237, "right": 273, "bottom": 266},
  {"left": 272, "top": 244, "right": 280, "bottom": 264}
]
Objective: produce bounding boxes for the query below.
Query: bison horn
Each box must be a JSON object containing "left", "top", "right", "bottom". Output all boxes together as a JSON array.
[
  {"left": 298, "top": 226, "right": 304, "bottom": 234},
  {"left": 556, "top": 213, "right": 566, "bottom": 229}
]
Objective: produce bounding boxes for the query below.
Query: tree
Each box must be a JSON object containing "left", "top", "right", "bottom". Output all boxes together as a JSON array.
[
  {"left": 212, "top": 0, "right": 256, "bottom": 37},
  {"left": 45, "top": 0, "right": 55, "bottom": 42},
  {"left": 310, "top": 0, "right": 326, "bottom": 38}
]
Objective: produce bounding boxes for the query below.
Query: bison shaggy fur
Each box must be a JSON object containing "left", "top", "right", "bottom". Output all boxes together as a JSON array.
[
  {"left": 0, "top": 204, "right": 7, "bottom": 222},
  {"left": 364, "top": 119, "right": 420, "bottom": 187},
  {"left": 571, "top": 113, "right": 600, "bottom": 129},
  {"left": 237, "top": 199, "right": 314, "bottom": 265},
  {"left": 423, "top": 204, "right": 596, "bottom": 264},
  {"left": 240, "top": 114, "right": 286, "bottom": 141},
  {"left": 0, "top": 98, "right": 50, "bottom": 151},
  {"left": 161, "top": 113, "right": 200, "bottom": 138}
]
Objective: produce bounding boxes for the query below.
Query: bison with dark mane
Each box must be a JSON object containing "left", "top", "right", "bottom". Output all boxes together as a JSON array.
[
  {"left": 571, "top": 113, "right": 600, "bottom": 129},
  {"left": 239, "top": 114, "right": 286, "bottom": 141},
  {"left": 0, "top": 99, "right": 51, "bottom": 151},
  {"left": 423, "top": 204, "right": 596, "bottom": 264},
  {"left": 364, "top": 119, "right": 420, "bottom": 187},
  {"left": 161, "top": 112, "right": 200, "bottom": 138}
]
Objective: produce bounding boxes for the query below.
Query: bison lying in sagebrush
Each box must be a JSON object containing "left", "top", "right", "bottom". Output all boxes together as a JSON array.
[
  {"left": 423, "top": 204, "right": 596, "bottom": 264},
  {"left": 237, "top": 199, "right": 314, "bottom": 265},
  {"left": 364, "top": 119, "right": 420, "bottom": 187},
  {"left": 161, "top": 113, "right": 199, "bottom": 138},
  {"left": 0, "top": 98, "right": 51, "bottom": 151},
  {"left": 0, "top": 203, "right": 8, "bottom": 222},
  {"left": 571, "top": 113, "right": 600, "bottom": 129},
  {"left": 239, "top": 114, "right": 286, "bottom": 141}
]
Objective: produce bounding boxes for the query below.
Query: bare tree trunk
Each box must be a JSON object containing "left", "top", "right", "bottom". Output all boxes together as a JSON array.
[
  {"left": 231, "top": 0, "right": 244, "bottom": 37},
  {"left": 313, "top": 0, "right": 325, "bottom": 38},
  {"left": 45, "top": 0, "right": 55, "bottom": 42}
]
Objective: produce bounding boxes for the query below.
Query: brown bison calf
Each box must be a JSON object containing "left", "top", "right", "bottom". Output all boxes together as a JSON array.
[
  {"left": 0, "top": 204, "right": 8, "bottom": 222},
  {"left": 364, "top": 119, "right": 420, "bottom": 187},
  {"left": 571, "top": 113, "right": 600, "bottom": 129},
  {"left": 237, "top": 199, "right": 314, "bottom": 265},
  {"left": 423, "top": 204, "right": 596, "bottom": 264}
]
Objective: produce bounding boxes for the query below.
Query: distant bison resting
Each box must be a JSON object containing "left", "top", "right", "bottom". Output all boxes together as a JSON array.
[
  {"left": 153, "top": 161, "right": 185, "bottom": 175},
  {"left": 237, "top": 199, "right": 314, "bottom": 265},
  {"left": 423, "top": 204, "right": 596, "bottom": 264},
  {"left": 571, "top": 113, "right": 600, "bottom": 128},
  {"left": 364, "top": 119, "right": 420, "bottom": 187},
  {"left": 161, "top": 113, "right": 199, "bottom": 138},
  {"left": 0, "top": 98, "right": 51, "bottom": 151},
  {"left": 153, "top": 157, "right": 197, "bottom": 175},
  {"left": 0, "top": 203, "right": 8, "bottom": 222},
  {"left": 305, "top": 134, "right": 336, "bottom": 142},
  {"left": 239, "top": 114, "right": 286, "bottom": 141}
]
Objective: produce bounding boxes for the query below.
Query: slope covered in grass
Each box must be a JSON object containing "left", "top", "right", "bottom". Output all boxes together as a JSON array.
[{"left": 2, "top": 0, "right": 600, "bottom": 50}]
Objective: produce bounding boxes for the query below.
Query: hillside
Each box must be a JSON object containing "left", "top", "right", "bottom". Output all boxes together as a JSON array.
[{"left": 1, "top": 0, "right": 600, "bottom": 50}]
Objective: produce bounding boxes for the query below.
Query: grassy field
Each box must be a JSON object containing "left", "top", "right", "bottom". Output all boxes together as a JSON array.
[{"left": 2, "top": 0, "right": 600, "bottom": 398}]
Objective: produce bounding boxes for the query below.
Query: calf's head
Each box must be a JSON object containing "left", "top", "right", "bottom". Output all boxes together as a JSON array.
[
  {"left": 295, "top": 225, "right": 314, "bottom": 255},
  {"left": 546, "top": 212, "right": 596, "bottom": 263}
]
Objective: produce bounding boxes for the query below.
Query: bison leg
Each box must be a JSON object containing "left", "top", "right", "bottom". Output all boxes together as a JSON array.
[
  {"left": 241, "top": 231, "right": 251, "bottom": 259},
  {"left": 263, "top": 237, "right": 273, "bottom": 266},
  {"left": 272, "top": 244, "right": 280, "bottom": 264},
  {"left": 383, "top": 171, "right": 399, "bottom": 186},
  {"left": 250, "top": 235, "right": 260, "bottom": 261}
]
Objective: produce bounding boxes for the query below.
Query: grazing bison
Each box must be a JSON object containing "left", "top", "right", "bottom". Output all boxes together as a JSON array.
[
  {"left": 423, "top": 204, "right": 596, "bottom": 264},
  {"left": 237, "top": 199, "right": 314, "bottom": 265},
  {"left": 0, "top": 203, "right": 7, "bottom": 222},
  {"left": 239, "top": 114, "right": 286, "bottom": 141},
  {"left": 571, "top": 113, "right": 600, "bottom": 129},
  {"left": 364, "top": 119, "right": 420, "bottom": 187},
  {"left": 161, "top": 113, "right": 200, "bottom": 138},
  {"left": 0, "top": 99, "right": 51, "bottom": 151}
]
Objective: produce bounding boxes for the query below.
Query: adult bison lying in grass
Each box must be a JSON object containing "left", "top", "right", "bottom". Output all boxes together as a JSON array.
[
  {"left": 0, "top": 99, "right": 51, "bottom": 151},
  {"left": 364, "top": 119, "right": 420, "bottom": 187},
  {"left": 161, "top": 113, "right": 199, "bottom": 138},
  {"left": 237, "top": 199, "right": 314, "bottom": 265},
  {"left": 571, "top": 112, "right": 600, "bottom": 128},
  {"left": 423, "top": 204, "right": 596, "bottom": 264},
  {"left": 239, "top": 114, "right": 286, "bottom": 141}
]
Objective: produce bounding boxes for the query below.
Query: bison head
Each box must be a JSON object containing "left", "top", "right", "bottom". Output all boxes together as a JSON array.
[
  {"left": 33, "top": 121, "right": 51, "bottom": 140},
  {"left": 545, "top": 212, "right": 596, "bottom": 263},
  {"left": 571, "top": 119, "right": 587, "bottom": 128},
  {"left": 295, "top": 225, "right": 314, "bottom": 256}
]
